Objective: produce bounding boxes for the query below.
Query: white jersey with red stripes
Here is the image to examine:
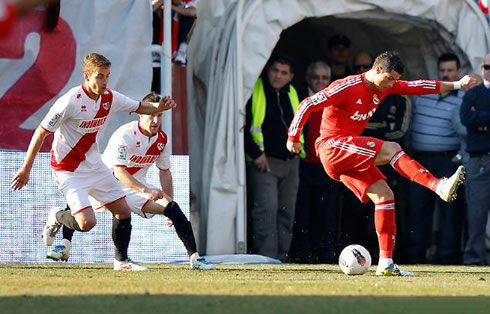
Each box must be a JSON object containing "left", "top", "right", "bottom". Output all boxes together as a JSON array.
[
  {"left": 288, "top": 74, "right": 440, "bottom": 143},
  {"left": 102, "top": 120, "right": 170, "bottom": 182},
  {"left": 40, "top": 85, "right": 140, "bottom": 173}
]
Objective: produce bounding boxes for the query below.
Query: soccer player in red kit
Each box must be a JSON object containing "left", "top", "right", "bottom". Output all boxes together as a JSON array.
[{"left": 287, "top": 51, "right": 479, "bottom": 276}]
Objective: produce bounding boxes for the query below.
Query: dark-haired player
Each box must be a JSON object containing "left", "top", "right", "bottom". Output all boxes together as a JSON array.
[{"left": 287, "top": 51, "right": 479, "bottom": 276}]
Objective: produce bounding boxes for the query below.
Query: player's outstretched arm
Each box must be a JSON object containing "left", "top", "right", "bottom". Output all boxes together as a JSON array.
[
  {"left": 113, "top": 166, "right": 164, "bottom": 201},
  {"left": 136, "top": 96, "right": 177, "bottom": 114},
  {"left": 440, "top": 74, "right": 481, "bottom": 93},
  {"left": 10, "top": 126, "right": 51, "bottom": 191}
]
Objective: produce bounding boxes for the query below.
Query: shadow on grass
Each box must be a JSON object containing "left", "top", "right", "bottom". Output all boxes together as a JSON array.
[{"left": 1, "top": 295, "right": 489, "bottom": 314}]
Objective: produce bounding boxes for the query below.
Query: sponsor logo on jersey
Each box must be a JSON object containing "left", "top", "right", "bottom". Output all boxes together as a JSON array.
[
  {"left": 367, "top": 141, "right": 376, "bottom": 148},
  {"left": 356, "top": 98, "right": 362, "bottom": 105},
  {"left": 117, "top": 146, "right": 128, "bottom": 160},
  {"left": 157, "top": 143, "right": 164, "bottom": 151},
  {"left": 102, "top": 102, "right": 111, "bottom": 110},
  {"left": 48, "top": 113, "right": 61, "bottom": 127},
  {"left": 310, "top": 91, "right": 327, "bottom": 105},
  {"left": 373, "top": 94, "right": 379, "bottom": 105},
  {"left": 79, "top": 116, "right": 107, "bottom": 132},
  {"left": 350, "top": 108, "right": 377, "bottom": 121},
  {"left": 129, "top": 155, "right": 159, "bottom": 165},
  {"left": 81, "top": 105, "right": 87, "bottom": 112}
]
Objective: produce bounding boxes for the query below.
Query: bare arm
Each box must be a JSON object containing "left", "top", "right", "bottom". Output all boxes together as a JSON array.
[
  {"left": 135, "top": 96, "right": 177, "bottom": 114},
  {"left": 440, "top": 74, "right": 481, "bottom": 93},
  {"left": 113, "top": 166, "right": 164, "bottom": 201},
  {"left": 10, "top": 126, "right": 51, "bottom": 190},
  {"left": 171, "top": 4, "right": 197, "bottom": 17},
  {"left": 159, "top": 168, "right": 173, "bottom": 199}
]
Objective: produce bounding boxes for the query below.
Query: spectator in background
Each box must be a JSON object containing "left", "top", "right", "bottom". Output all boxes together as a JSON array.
[
  {"left": 152, "top": 0, "right": 197, "bottom": 66},
  {"left": 405, "top": 53, "right": 465, "bottom": 264},
  {"left": 340, "top": 52, "right": 412, "bottom": 262},
  {"left": 289, "top": 61, "right": 341, "bottom": 264},
  {"left": 245, "top": 55, "right": 302, "bottom": 261},
  {"left": 327, "top": 34, "right": 352, "bottom": 81},
  {"left": 460, "top": 53, "right": 490, "bottom": 265}
]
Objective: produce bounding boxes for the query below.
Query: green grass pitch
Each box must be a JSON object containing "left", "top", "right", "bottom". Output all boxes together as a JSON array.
[{"left": 0, "top": 264, "right": 489, "bottom": 314}]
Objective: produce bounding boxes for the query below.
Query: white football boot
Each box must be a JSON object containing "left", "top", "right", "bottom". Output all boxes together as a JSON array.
[
  {"left": 114, "top": 259, "right": 148, "bottom": 272},
  {"left": 42, "top": 207, "right": 63, "bottom": 246},
  {"left": 190, "top": 252, "right": 215, "bottom": 270},
  {"left": 47, "top": 239, "right": 71, "bottom": 261},
  {"left": 436, "top": 165, "right": 466, "bottom": 202},
  {"left": 376, "top": 263, "right": 415, "bottom": 276}
]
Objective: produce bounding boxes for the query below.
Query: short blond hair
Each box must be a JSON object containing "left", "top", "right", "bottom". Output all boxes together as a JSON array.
[{"left": 82, "top": 53, "right": 111, "bottom": 75}]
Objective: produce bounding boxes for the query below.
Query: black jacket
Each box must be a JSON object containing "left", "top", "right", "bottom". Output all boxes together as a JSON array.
[{"left": 245, "top": 76, "right": 296, "bottom": 160}]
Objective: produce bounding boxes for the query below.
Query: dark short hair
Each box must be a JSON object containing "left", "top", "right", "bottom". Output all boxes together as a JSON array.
[
  {"left": 142, "top": 91, "right": 161, "bottom": 103},
  {"left": 438, "top": 53, "right": 460, "bottom": 69},
  {"left": 268, "top": 55, "right": 295, "bottom": 74},
  {"left": 373, "top": 51, "right": 404, "bottom": 75}
]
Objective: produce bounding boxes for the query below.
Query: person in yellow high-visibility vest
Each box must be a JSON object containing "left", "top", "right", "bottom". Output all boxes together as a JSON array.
[{"left": 245, "top": 55, "right": 303, "bottom": 262}]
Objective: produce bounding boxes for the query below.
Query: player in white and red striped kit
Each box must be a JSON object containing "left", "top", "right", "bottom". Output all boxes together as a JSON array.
[
  {"left": 11, "top": 53, "right": 176, "bottom": 271},
  {"left": 287, "top": 51, "right": 479, "bottom": 276},
  {"left": 48, "top": 92, "right": 214, "bottom": 270}
]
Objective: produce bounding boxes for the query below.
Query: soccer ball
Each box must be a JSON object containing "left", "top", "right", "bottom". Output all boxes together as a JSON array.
[{"left": 338, "top": 244, "right": 371, "bottom": 275}]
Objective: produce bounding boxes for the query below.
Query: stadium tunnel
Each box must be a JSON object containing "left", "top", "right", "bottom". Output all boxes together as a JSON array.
[{"left": 188, "top": 0, "right": 490, "bottom": 255}]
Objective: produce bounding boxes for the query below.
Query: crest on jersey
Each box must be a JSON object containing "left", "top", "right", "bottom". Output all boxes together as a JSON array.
[
  {"left": 367, "top": 141, "right": 376, "bottom": 148},
  {"left": 136, "top": 141, "right": 141, "bottom": 148},
  {"left": 48, "top": 113, "right": 61, "bottom": 127},
  {"left": 310, "top": 91, "right": 327, "bottom": 105},
  {"left": 76, "top": 94, "right": 81, "bottom": 99},
  {"left": 157, "top": 143, "right": 165, "bottom": 151},
  {"left": 102, "top": 102, "right": 111, "bottom": 110},
  {"left": 81, "top": 105, "right": 87, "bottom": 112},
  {"left": 373, "top": 94, "right": 379, "bottom": 105},
  {"left": 117, "top": 146, "right": 128, "bottom": 160},
  {"left": 356, "top": 98, "right": 362, "bottom": 105}
]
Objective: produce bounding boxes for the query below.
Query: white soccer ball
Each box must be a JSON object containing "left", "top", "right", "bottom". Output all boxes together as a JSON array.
[{"left": 338, "top": 244, "right": 371, "bottom": 275}]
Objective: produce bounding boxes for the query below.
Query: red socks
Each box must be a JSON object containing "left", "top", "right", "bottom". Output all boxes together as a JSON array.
[
  {"left": 390, "top": 150, "right": 440, "bottom": 192},
  {"left": 375, "top": 200, "right": 396, "bottom": 258}
]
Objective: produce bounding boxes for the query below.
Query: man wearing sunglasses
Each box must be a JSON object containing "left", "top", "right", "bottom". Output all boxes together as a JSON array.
[{"left": 460, "top": 53, "right": 490, "bottom": 265}]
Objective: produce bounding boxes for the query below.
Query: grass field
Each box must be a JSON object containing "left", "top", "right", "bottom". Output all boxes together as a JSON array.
[{"left": 1, "top": 263, "right": 489, "bottom": 314}]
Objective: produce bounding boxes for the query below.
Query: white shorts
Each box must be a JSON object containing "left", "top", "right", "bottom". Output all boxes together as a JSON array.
[
  {"left": 93, "top": 181, "right": 156, "bottom": 219},
  {"left": 53, "top": 166, "right": 126, "bottom": 215}
]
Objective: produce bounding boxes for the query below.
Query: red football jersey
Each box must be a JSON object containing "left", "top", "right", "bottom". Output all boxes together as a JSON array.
[{"left": 288, "top": 74, "right": 441, "bottom": 143}]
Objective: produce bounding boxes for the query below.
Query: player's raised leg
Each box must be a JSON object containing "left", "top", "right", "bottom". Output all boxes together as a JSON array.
[
  {"left": 46, "top": 206, "right": 75, "bottom": 261},
  {"left": 377, "top": 141, "right": 465, "bottom": 202},
  {"left": 366, "top": 180, "right": 415, "bottom": 276}
]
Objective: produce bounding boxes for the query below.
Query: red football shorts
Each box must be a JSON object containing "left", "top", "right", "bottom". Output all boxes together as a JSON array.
[{"left": 316, "top": 136, "right": 386, "bottom": 203}]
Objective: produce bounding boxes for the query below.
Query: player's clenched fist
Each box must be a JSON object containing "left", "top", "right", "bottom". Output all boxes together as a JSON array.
[
  {"left": 459, "top": 74, "right": 481, "bottom": 90},
  {"left": 286, "top": 140, "right": 301, "bottom": 154}
]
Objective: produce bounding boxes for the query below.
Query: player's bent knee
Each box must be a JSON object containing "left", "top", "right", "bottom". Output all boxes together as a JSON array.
[
  {"left": 383, "top": 141, "right": 402, "bottom": 155},
  {"left": 79, "top": 219, "right": 96, "bottom": 231}
]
